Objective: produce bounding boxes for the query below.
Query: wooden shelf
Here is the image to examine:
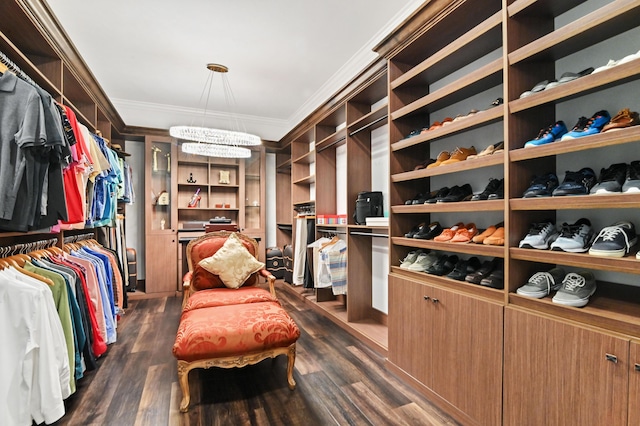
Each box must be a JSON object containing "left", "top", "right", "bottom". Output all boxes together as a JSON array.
[
  {"left": 508, "top": 0, "right": 587, "bottom": 19},
  {"left": 392, "top": 153, "right": 503, "bottom": 182},
  {"left": 510, "top": 247, "right": 640, "bottom": 275},
  {"left": 292, "top": 150, "right": 316, "bottom": 164},
  {"left": 392, "top": 236, "right": 505, "bottom": 258},
  {"left": 293, "top": 174, "right": 316, "bottom": 185},
  {"left": 316, "top": 128, "right": 347, "bottom": 152},
  {"left": 510, "top": 193, "right": 640, "bottom": 210},
  {"left": 392, "top": 199, "right": 505, "bottom": 214}
]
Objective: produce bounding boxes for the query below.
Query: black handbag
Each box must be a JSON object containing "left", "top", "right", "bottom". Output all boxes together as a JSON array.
[{"left": 353, "top": 191, "right": 383, "bottom": 225}]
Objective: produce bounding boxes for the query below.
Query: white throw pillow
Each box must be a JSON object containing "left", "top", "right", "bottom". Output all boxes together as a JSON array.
[{"left": 198, "top": 233, "right": 264, "bottom": 289}]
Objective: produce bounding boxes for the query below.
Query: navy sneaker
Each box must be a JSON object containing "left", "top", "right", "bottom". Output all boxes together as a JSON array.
[
  {"left": 524, "top": 121, "right": 568, "bottom": 148},
  {"left": 522, "top": 173, "right": 559, "bottom": 198},
  {"left": 561, "top": 110, "right": 611, "bottom": 140},
  {"left": 552, "top": 168, "right": 597, "bottom": 196}
]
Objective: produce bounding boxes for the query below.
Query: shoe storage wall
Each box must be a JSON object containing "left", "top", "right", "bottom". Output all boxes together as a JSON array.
[{"left": 377, "top": 0, "right": 640, "bottom": 424}]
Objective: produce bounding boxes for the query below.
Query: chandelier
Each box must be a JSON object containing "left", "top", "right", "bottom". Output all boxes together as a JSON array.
[{"left": 169, "top": 63, "right": 261, "bottom": 158}]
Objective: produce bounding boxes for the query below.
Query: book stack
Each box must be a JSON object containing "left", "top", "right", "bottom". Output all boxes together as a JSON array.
[{"left": 365, "top": 217, "right": 389, "bottom": 227}]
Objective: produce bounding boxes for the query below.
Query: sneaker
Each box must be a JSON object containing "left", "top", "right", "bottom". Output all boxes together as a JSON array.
[
  {"left": 524, "top": 121, "right": 568, "bottom": 147},
  {"left": 519, "top": 220, "right": 559, "bottom": 249},
  {"left": 447, "top": 256, "right": 481, "bottom": 281},
  {"left": 471, "top": 178, "right": 503, "bottom": 201},
  {"left": 400, "top": 250, "right": 424, "bottom": 269},
  {"left": 407, "top": 252, "right": 439, "bottom": 272},
  {"left": 426, "top": 254, "right": 459, "bottom": 276},
  {"left": 561, "top": 110, "right": 611, "bottom": 140},
  {"left": 552, "top": 271, "right": 597, "bottom": 307},
  {"left": 589, "top": 221, "right": 638, "bottom": 258},
  {"left": 623, "top": 161, "right": 640, "bottom": 193},
  {"left": 487, "top": 179, "right": 504, "bottom": 200},
  {"left": 522, "top": 173, "right": 559, "bottom": 197},
  {"left": 552, "top": 168, "right": 597, "bottom": 196},
  {"left": 601, "top": 108, "right": 640, "bottom": 132},
  {"left": 517, "top": 267, "right": 567, "bottom": 298},
  {"left": 550, "top": 218, "right": 593, "bottom": 252},
  {"left": 591, "top": 163, "right": 629, "bottom": 194}
]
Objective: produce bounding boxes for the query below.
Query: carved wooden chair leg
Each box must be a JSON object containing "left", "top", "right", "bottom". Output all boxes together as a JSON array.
[
  {"left": 287, "top": 343, "right": 297, "bottom": 390},
  {"left": 177, "top": 360, "right": 192, "bottom": 412}
]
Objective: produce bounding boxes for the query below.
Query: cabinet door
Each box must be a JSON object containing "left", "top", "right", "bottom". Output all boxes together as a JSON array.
[
  {"left": 630, "top": 340, "right": 640, "bottom": 425},
  {"left": 430, "top": 287, "right": 503, "bottom": 426},
  {"left": 388, "top": 275, "right": 432, "bottom": 387},
  {"left": 145, "top": 233, "right": 178, "bottom": 294},
  {"left": 145, "top": 137, "right": 176, "bottom": 232},
  {"left": 504, "top": 308, "right": 629, "bottom": 426}
]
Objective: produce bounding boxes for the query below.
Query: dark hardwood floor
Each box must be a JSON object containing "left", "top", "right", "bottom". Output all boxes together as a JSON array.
[{"left": 54, "top": 283, "right": 459, "bottom": 426}]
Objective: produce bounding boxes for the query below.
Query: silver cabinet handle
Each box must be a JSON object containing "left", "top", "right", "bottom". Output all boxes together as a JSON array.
[
  {"left": 605, "top": 354, "right": 618, "bottom": 363},
  {"left": 634, "top": 363, "right": 640, "bottom": 372},
  {"left": 423, "top": 296, "right": 430, "bottom": 301},
  {"left": 432, "top": 298, "right": 439, "bottom": 304}
]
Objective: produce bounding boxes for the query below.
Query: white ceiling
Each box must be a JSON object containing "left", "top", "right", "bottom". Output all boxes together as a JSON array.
[{"left": 45, "top": 0, "right": 425, "bottom": 141}]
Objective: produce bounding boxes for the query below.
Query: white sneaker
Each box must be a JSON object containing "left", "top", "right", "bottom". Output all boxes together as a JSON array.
[
  {"left": 617, "top": 49, "right": 640, "bottom": 66},
  {"left": 592, "top": 59, "right": 619, "bottom": 74},
  {"left": 550, "top": 218, "right": 593, "bottom": 253},
  {"left": 408, "top": 252, "right": 439, "bottom": 272},
  {"left": 519, "top": 221, "right": 558, "bottom": 249}
]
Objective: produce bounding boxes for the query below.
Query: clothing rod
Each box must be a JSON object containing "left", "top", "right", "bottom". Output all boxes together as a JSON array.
[
  {"left": 316, "top": 136, "right": 346, "bottom": 153},
  {"left": 0, "top": 50, "right": 40, "bottom": 88},
  {"left": 349, "top": 116, "right": 387, "bottom": 137},
  {"left": 318, "top": 229, "right": 347, "bottom": 235},
  {"left": 349, "top": 231, "right": 388, "bottom": 238}
]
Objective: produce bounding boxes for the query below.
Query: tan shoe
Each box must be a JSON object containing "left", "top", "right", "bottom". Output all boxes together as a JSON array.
[
  {"left": 434, "top": 222, "right": 464, "bottom": 242},
  {"left": 602, "top": 108, "right": 640, "bottom": 132},
  {"left": 440, "top": 146, "right": 477, "bottom": 165},
  {"left": 472, "top": 225, "right": 496, "bottom": 244},
  {"left": 468, "top": 141, "right": 504, "bottom": 159},
  {"left": 451, "top": 223, "right": 478, "bottom": 243},
  {"left": 426, "top": 150, "right": 451, "bottom": 169},
  {"left": 483, "top": 226, "right": 505, "bottom": 246}
]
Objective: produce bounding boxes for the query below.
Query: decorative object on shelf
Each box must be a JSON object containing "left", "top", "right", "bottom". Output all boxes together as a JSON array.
[
  {"left": 160, "top": 218, "right": 166, "bottom": 230},
  {"left": 155, "top": 190, "right": 170, "bottom": 206},
  {"left": 219, "top": 170, "right": 230, "bottom": 184},
  {"left": 151, "top": 145, "right": 162, "bottom": 171},
  {"left": 165, "top": 152, "right": 171, "bottom": 172},
  {"left": 169, "top": 63, "right": 261, "bottom": 158},
  {"left": 187, "top": 173, "right": 196, "bottom": 183},
  {"left": 188, "top": 188, "right": 201, "bottom": 208}
]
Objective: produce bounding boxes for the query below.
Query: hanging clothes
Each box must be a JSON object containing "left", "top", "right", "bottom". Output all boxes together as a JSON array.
[{"left": 317, "top": 237, "right": 348, "bottom": 295}]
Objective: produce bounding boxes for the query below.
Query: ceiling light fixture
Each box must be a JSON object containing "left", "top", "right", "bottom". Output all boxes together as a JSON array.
[{"left": 170, "top": 63, "right": 261, "bottom": 158}]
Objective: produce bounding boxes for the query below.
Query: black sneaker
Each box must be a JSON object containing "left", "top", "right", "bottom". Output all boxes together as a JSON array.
[
  {"left": 487, "top": 179, "right": 504, "bottom": 200},
  {"left": 426, "top": 254, "right": 459, "bottom": 276},
  {"left": 552, "top": 168, "right": 597, "bottom": 196},
  {"left": 438, "top": 183, "right": 473, "bottom": 203},
  {"left": 590, "top": 163, "right": 628, "bottom": 194},
  {"left": 623, "top": 161, "right": 640, "bottom": 193},
  {"left": 589, "top": 221, "right": 638, "bottom": 258},
  {"left": 471, "top": 178, "right": 502, "bottom": 201},
  {"left": 522, "top": 173, "right": 559, "bottom": 197},
  {"left": 447, "top": 256, "right": 481, "bottom": 281}
]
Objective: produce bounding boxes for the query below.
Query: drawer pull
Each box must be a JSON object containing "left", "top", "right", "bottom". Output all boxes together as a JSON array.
[
  {"left": 635, "top": 364, "right": 640, "bottom": 372},
  {"left": 432, "top": 298, "right": 439, "bottom": 304},
  {"left": 605, "top": 354, "right": 618, "bottom": 363},
  {"left": 423, "top": 296, "right": 430, "bottom": 301}
]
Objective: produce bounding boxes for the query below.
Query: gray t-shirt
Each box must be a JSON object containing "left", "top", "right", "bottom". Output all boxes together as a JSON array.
[{"left": 0, "top": 71, "right": 46, "bottom": 220}]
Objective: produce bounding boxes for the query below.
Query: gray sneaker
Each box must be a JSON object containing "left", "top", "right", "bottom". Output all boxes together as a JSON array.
[
  {"left": 517, "top": 267, "right": 566, "bottom": 298},
  {"left": 407, "top": 252, "right": 439, "bottom": 272},
  {"left": 552, "top": 271, "right": 597, "bottom": 307},
  {"left": 400, "top": 250, "right": 423, "bottom": 269}
]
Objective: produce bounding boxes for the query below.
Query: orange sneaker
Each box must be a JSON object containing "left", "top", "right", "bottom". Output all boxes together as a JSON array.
[
  {"left": 434, "top": 222, "right": 465, "bottom": 242},
  {"left": 450, "top": 223, "right": 478, "bottom": 243},
  {"left": 483, "top": 226, "right": 505, "bottom": 245}
]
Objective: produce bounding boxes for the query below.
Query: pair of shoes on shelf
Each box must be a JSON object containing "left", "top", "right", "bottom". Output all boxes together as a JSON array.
[
  {"left": 601, "top": 108, "right": 640, "bottom": 132},
  {"left": 465, "top": 257, "right": 504, "bottom": 288},
  {"left": 400, "top": 250, "right": 440, "bottom": 272},
  {"left": 522, "top": 168, "right": 595, "bottom": 197},
  {"left": 427, "top": 147, "right": 477, "bottom": 168},
  {"left": 412, "top": 222, "right": 443, "bottom": 240},
  {"left": 447, "top": 256, "right": 482, "bottom": 281},
  {"left": 471, "top": 178, "right": 504, "bottom": 201},
  {"left": 519, "top": 67, "right": 594, "bottom": 98},
  {"left": 472, "top": 223, "right": 505, "bottom": 245},
  {"left": 524, "top": 121, "right": 568, "bottom": 148},
  {"left": 423, "top": 184, "right": 472, "bottom": 203},
  {"left": 467, "top": 141, "right": 503, "bottom": 159},
  {"left": 593, "top": 49, "right": 640, "bottom": 74},
  {"left": 517, "top": 269, "right": 597, "bottom": 308},
  {"left": 426, "top": 254, "right": 459, "bottom": 276},
  {"left": 434, "top": 223, "right": 477, "bottom": 243},
  {"left": 519, "top": 218, "right": 593, "bottom": 253},
  {"left": 413, "top": 158, "right": 436, "bottom": 170}
]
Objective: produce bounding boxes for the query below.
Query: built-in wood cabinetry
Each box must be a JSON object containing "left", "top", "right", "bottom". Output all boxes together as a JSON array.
[
  {"left": 388, "top": 274, "right": 503, "bottom": 426},
  {"left": 144, "top": 136, "right": 178, "bottom": 295}
]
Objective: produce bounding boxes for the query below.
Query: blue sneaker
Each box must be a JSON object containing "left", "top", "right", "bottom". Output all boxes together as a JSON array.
[
  {"left": 561, "top": 110, "right": 611, "bottom": 140},
  {"left": 524, "top": 121, "right": 568, "bottom": 148},
  {"left": 522, "top": 172, "right": 559, "bottom": 198},
  {"left": 552, "top": 168, "right": 597, "bottom": 196}
]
